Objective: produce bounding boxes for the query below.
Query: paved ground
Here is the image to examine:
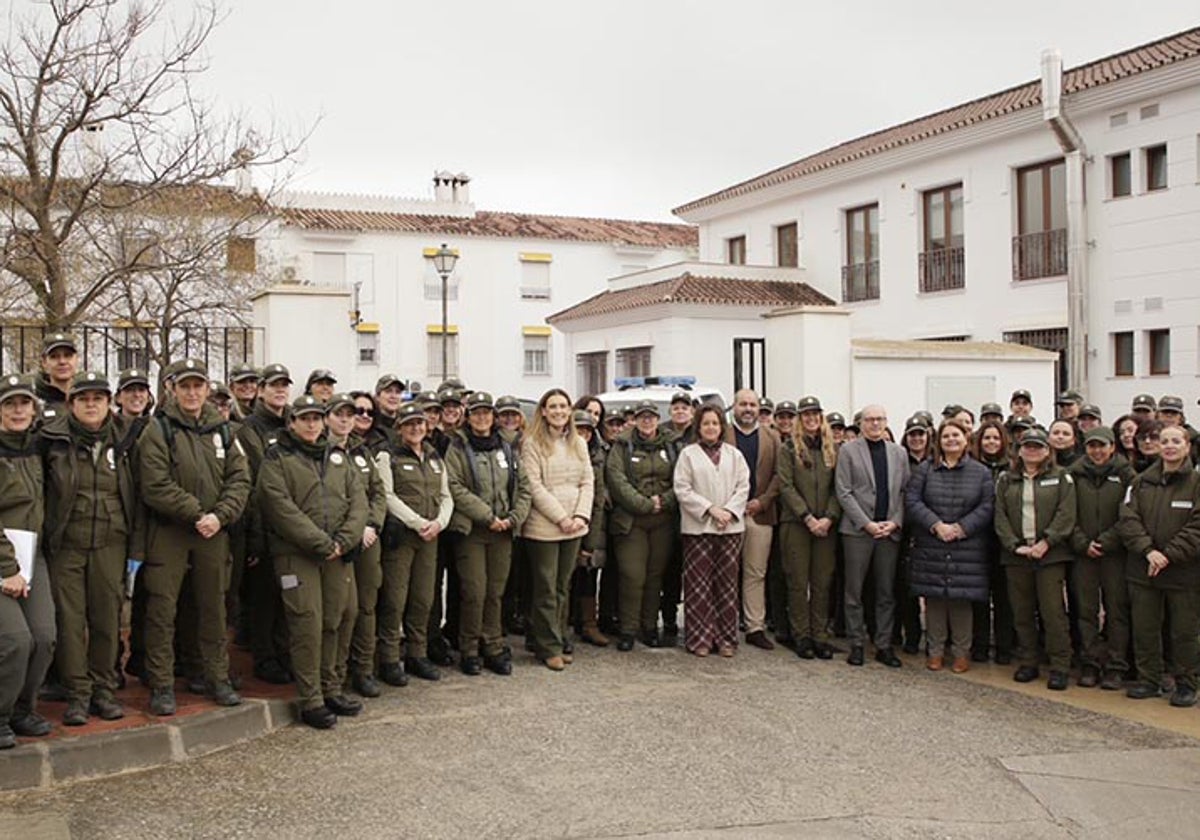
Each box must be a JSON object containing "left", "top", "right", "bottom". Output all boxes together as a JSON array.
[{"left": 4, "top": 642, "right": 1200, "bottom": 839}]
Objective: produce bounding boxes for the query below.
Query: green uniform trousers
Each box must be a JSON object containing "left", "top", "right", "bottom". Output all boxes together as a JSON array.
[
  {"left": 526, "top": 537, "right": 582, "bottom": 659},
  {"left": 332, "top": 561, "right": 359, "bottom": 690},
  {"left": 143, "top": 526, "right": 231, "bottom": 690},
  {"left": 275, "top": 553, "right": 354, "bottom": 711},
  {"left": 1129, "top": 582, "right": 1199, "bottom": 690},
  {"left": 779, "top": 522, "right": 837, "bottom": 644},
  {"left": 1007, "top": 562, "right": 1071, "bottom": 672},
  {"left": 244, "top": 552, "right": 288, "bottom": 668},
  {"left": 456, "top": 529, "right": 512, "bottom": 658},
  {"left": 348, "top": 539, "right": 382, "bottom": 673},
  {"left": 1071, "top": 555, "right": 1130, "bottom": 674},
  {"left": 615, "top": 512, "right": 675, "bottom": 637},
  {"left": 374, "top": 532, "right": 438, "bottom": 664},
  {"left": 0, "top": 555, "right": 56, "bottom": 723},
  {"left": 49, "top": 544, "right": 125, "bottom": 702}
]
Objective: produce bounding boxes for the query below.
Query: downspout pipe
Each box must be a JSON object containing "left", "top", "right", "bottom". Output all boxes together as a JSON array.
[{"left": 1041, "top": 48, "right": 1089, "bottom": 394}]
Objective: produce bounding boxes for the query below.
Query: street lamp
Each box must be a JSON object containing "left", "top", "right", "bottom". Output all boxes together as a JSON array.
[{"left": 432, "top": 243, "right": 459, "bottom": 383}]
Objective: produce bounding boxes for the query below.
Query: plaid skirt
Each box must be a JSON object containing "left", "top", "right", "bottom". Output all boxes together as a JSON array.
[{"left": 682, "top": 532, "right": 744, "bottom": 653}]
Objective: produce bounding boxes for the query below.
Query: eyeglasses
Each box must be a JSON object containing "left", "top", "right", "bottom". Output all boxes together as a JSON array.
[
  {"left": 355, "top": 407, "right": 373, "bottom": 417},
  {"left": 861, "top": 416, "right": 887, "bottom": 424}
]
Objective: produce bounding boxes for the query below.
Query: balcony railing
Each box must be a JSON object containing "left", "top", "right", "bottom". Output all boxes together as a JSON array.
[
  {"left": 1012, "top": 228, "right": 1067, "bottom": 281},
  {"left": 841, "top": 260, "right": 880, "bottom": 302},
  {"left": 918, "top": 246, "right": 965, "bottom": 292}
]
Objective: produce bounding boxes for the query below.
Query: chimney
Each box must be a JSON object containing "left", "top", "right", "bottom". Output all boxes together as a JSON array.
[
  {"left": 82, "top": 123, "right": 105, "bottom": 175},
  {"left": 452, "top": 172, "right": 471, "bottom": 204},
  {"left": 433, "top": 171, "right": 453, "bottom": 203}
]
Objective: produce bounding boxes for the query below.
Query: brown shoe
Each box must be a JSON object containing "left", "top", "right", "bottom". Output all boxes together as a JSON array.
[
  {"left": 718, "top": 644, "right": 735, "bottom": 658},
  {"left": 745, "top": 630, "right": 775, "bottom": 651},
  {"left": 579, "top": 597, "right": 609, "bottom": 647},
  {"left": 561, "top": 652, "right": 574, "bottom": 665},
  {"left": 926, "top": 656, "right": 944, "bottom": 671},
  {"left": 951, "top": 657, "right": 970, "bottom": 674},
  {"left": 542, "top": 656, "right": 565, "bottom": 671},
  {"left": 694, "top": 646, "right": 710, "bottom": 658}
]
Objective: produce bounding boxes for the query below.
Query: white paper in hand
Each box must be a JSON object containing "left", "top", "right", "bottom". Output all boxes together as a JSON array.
[{"left": 3, "top": 528, "right": 37, "bottom": 584}]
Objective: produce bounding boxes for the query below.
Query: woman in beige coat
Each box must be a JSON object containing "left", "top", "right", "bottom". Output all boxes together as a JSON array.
[
  {"left": 520, "top": 389, "right": 594, "bottom": 671},
  {"left": 673, "top": 404, "right": 750, "bottom": 657}
]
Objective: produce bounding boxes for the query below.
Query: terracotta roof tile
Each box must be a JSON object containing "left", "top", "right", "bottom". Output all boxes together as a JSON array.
[
  {"left": 280, "top": 207, "right": 697, "bottom": 250},
  {"left": 547, "top": 273, "right": 835, "bottom": 323},
  {"left": 675, "top": 27, "right": 1200, "bottom": 215}
]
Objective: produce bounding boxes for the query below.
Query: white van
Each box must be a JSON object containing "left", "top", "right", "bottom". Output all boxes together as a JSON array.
[{"left": 594, "top": 376, "right": 728, "bottom": 418}]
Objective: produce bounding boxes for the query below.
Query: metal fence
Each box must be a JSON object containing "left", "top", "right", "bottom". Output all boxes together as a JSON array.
[{"left": 0, "top": 324, "right": 264, "bottom": 384}]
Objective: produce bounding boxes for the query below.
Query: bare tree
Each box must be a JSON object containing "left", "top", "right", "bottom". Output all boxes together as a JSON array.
[{"left": 0, "top": 0, "right": 302, "bottom": 327}]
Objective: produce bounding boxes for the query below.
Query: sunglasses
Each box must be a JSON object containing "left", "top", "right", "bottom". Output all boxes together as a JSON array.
[{"left": 355, "top": 407, "right": 374, "bottom": 417}]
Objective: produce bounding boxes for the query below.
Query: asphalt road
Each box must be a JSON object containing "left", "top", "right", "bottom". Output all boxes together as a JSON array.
[{"left": 4, "top": 642, "right": 1199, "bottom": 839}]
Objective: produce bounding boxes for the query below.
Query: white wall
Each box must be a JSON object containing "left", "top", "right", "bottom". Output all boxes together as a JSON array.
[
  {"left": 851, "top": 354, "right": 1056, "bottom": 432},
  {"left": 763, "top": 306, "right": 852, "bottom": 412},
  {"left": 680, "top": 57, "right": 1200, "bottom": 423},
  {"left": 252, "top": 287, "right": 356, "bottom": 386},
  {"left": 259, "top": 223, "right": 693, "bottom": 395}
]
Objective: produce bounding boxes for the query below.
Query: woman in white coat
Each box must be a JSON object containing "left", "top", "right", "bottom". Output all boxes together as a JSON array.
[{"left": 673, "top": 404, "right": 750, "bottom": 657}]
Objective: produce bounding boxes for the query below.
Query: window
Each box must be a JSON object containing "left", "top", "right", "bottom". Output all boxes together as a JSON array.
[
  {"left": 1109, "top": 153, "right": 1131, "bottom": 198},
  {"left": 357, "top": 330, "right": 378, "bottom": 365},
  {"left": 616, "top": 346, "right": 652, "bottom": 378},
  {"left": 523, "top": 334, "right": 550, "bottom": 375},
  {"left": 775, "top": 223, "right": 798, "bottom": 268},
  {"left": 1148, "top": 329, "right": 1170, "bottom": 375},
  {"left": 919, "top": 183, "right": 964, "bottom": 292},
  {"left": 226, "top": 237, "right": 257, "bottom": 273},
  {"left": 426, "top": 330, "right": 459, "bottom": 378},
  {"left": 1113, "top": 331, "right": 1133, "bottom": 377},
  {"left": 1145, "top": 144, "right": 1167, "bottom": 192},
  {"left": 117, "top": 345, "right": 150, "bottom": 371},
  {"left": 842, "top": 203, "right": 879, "bottom": 302},
  {"left": 726, "top": 236, "right": 746, "bottom": 265},
  {"left": 519, "top": 253, "right": 552, "bottom": 299},
  {"left": 577, "top": 352, "right": 607, "bottom": 396},
  {"left": 1013, "top": 159, "right": 1067, "bottom": 280},
  {"left": 1003, "top": 327, "right": 1069, "bottom": 393}
]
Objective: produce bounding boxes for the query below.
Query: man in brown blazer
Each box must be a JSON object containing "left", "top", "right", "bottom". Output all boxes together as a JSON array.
[{"left": 724, "top": 389, "right": 781, "bottom": 650}]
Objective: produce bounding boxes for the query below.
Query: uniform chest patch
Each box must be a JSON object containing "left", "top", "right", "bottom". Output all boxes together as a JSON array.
[
  {"left": 354, "top": 455, "right": 367, "bottom": 468},
  {"left": 497, "top": 453, "right": 508, "bottom": 469},
  {"left": 659, "top": 450, "right": 669, "bottom": 462},
  {"left": 213, "top": 433, "right": 226, "bottom": 460},
  {"left": 1106, "top": 476, "right": 1122, "bottom": 483},
  {"left": 106, "top": 448, "right": 116, "bottom": 470},
  {"left": 1171, "top": 500, "right": 1194, "bottom": 510},
  {"left": 1040, "top": 478, "right": 1059, "bottom": 487},
  {"left": 330, "top": 452, "right": 343, "bottom": 465}
]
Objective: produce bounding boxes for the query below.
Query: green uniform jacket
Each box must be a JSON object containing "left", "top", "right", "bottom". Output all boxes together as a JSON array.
[
  {"left": 777, "top": 436, "right": 841, "bottom": 526},
  {"left": 387, "top": 440, "right": 452, "bottom": 526},
  {"left": 362, "top": 412, "right": 398, "bottom": 457},
  {"left": 583, "top": 440, "right": 608, "bottom": 553},
  {"left": 1117, "top": 458, "right": 1200, "bottom": 591},
  {"left": 34, "top": 373, "right": 68, "bottom": 424},
  {"left": 256, "top": 430, "right": 368, "bottom": 559},
  {"left": 40, "top": 414, "right": 145, "bottom": 559},
  {"left": 993, "top": 464, "right": 1077, "bottom": 567},
  {"left": 1068, "top": 456, "right": 1134, "bottom": 556},
  {"left": 0, "top": 429, "right": 43, "bottom": 578},
  {"left": 236, "top": 402, "right": 288, "bottom": 555},
  {"left": 346, "top": 434, "right": 387, "bottom": 533},
  {"left": 136, "top": 401, "right": 250, "bottom": 531},
  {"left": 604, "top": 429, "right": 679, "bottom": 537},
  {"left": 445, "top": 430, "right": 531, "bottom": 536}
]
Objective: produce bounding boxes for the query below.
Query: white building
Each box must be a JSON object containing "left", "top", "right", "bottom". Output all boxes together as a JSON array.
[
  {"left": 673, "top": 26, "right": 1200, "bottom": 423},
  {"left": 548, "top": 261, "right": 1056, "bottom": 423},
  {"left": 252, "top": 173, "right": 696, "bottom": 395}
]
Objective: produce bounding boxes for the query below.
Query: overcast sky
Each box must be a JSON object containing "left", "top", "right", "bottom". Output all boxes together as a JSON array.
[{"left": 182, "top": 1, "right": 1197, "bottom": 222}]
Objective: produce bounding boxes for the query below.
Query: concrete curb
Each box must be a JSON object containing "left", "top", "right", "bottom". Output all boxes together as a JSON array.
[{"left": 0, "top": 697, "right": 296, "bottom": 792}]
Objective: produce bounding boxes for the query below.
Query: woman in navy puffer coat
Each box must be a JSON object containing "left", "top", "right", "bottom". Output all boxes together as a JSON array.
[{"left": 905, "top": 419, "right": 995, "bottom": 673}]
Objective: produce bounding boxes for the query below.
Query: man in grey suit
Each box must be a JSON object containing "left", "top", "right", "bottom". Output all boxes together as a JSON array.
[{"left": 834, "top": 404, "right": 911, "bottom": 667}]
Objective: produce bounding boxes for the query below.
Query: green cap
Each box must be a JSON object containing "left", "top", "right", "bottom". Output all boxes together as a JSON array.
[
  {"left": 980, "top": 402, "right": 1004, "bottom": 418},
  {"left": 495, "top": 395, "right": 522, "bottom": 414},
  {"left": 325, "top": 392, "right": 356, "bottom": 414},
  {"left": 261, "top": 363, "right": 292, "bottom": 385},
  {"left": 398, "top": 402, "right": 426, "bottom": 425},
  {"left": 796, "top": 396, "right": 822, "bottom": 413},
  {"left": 1159, "top": 395, "right": 1184, "bottom": 412},
  {"left": 173, "top": 359, "right": 208, "bottom": 383},
  {"left": 1084, "top": 427, "right": 1114, "bottom": 445},
  {"left": 290, "top": 395, "right": 325, "bottom": 417},
  {"left": 825, "top": 412, "right": 846, "bottom": 428},
  {"left": 375, "top": 373, "right": 404, "bottom": 393},
  {"left": 116, "top": 368, "right": 150, "bottom": 391},
  {"left": 228, "top": 363, "right": 260, "bottom": 384},
  {"left": 465, "top": 391, "right": 494, "bottom": 411},
  {"left": 604, "top": 407, "right": 625, "bottom": 424},
  {"left": 0, "top": 372, "right": 36, "bottom": 403},
  {"left": 1078, "top": 403, "right": 1102, "bottom": 420},
  {"left": 440, "top": 389, "right": 466, "bottom": 407},
  {"left": 670, "top": 391, "right": 692, "bottom": 407},
  {"left": 573, "top": 409, "right": 596, "bottom": 429},
  {"left": 773, "top": 400, "right": 798, "bottom": 417},
  {"left": 1019, "top": 428, "right": 1050, "bottom": 447},
  {"left": 633, "top": 399, "right": 660, "bottom": 418},
  {"left": 70, "top": 370, "right": 111, "bottom": 396},
  {"left": 1131, "top": 393, "right": 1156, "bottom": 411},
  {"left": 42, "top": 332, "right": 77, "bottom": 355}
]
